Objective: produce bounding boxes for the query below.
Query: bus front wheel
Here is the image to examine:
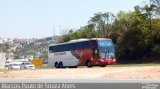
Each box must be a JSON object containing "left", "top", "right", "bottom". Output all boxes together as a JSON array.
[{"left": 86, "top": 61, "right": 92, "bottom": 68}]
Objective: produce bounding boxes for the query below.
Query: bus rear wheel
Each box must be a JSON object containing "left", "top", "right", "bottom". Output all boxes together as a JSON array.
[
  {"left": 55, "top": 62, "right": 59, "bottom": 68},
  {"left": 86, "top": 61, "right": 92, "bottom": 68},
  {"left": 59, "top": 62, "right": 63, "bottom": 68}
]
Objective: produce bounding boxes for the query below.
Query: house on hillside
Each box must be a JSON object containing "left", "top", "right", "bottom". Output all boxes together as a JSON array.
[{"left": 0, "top": 52, "right": 6, "bottom": 69}]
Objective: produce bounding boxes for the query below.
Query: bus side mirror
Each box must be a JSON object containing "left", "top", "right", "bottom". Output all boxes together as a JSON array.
[{"left": 93, "top": 48, "right": 98, "bottom": 55}]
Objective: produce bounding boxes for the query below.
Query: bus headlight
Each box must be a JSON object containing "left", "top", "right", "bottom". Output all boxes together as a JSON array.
[{"left": 100, "top": 60, "right": 104, "bottom": 62}]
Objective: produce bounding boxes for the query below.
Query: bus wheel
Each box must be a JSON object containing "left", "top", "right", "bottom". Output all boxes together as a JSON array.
[
  {"left": 59, "top": 62, "right": 63, "bottom": 68},
  {"left": 55, "top": 62, "right": 59, "bottom": 68},
  {"left": 86, "top": 61, "right": 92, "bottom": 68}
]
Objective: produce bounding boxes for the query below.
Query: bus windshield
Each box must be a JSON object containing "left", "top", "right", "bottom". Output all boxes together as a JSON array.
[{"left": 98, "top": 40, "right": 115, "bottom": 59}]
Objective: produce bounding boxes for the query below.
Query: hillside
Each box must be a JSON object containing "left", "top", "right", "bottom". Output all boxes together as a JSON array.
[{"left": 0, "top": 36, "right": 61, "bottom": 60}]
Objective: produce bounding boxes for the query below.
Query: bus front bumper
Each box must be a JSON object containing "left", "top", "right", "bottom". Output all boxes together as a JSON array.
[{"left": 97, "top": 59, "right": 116, "bottom": 65}]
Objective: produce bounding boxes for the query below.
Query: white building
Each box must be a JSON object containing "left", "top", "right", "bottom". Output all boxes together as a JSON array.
[
  {"left": 0, "top": 37, "right": 14, "bottom": 44},
  {"left": 0, "top": 52, "right": 6, "bottom": 69},
  {"left": 3, "top": 38, "right": 8, "bottom": 43},
  {"left": 0, "top": 37, "right": 3, "bottom": 44}
]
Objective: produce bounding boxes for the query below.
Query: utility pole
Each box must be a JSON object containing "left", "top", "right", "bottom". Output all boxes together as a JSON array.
[
  {"left": 59, "top": 25, "right": 62, "bottom": 36},
  {"left": 53, "top": 26, "right": 55, "bottom": 40}
]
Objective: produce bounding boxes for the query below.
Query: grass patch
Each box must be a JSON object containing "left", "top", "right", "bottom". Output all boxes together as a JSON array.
[
  {"left": 0, "top": 69, "right": 7, "bottom": 72},
  {"left": 34, "top": 63, "right": 160, "bottom": 69},
  {"left": 0, "top": 69, "right": 13, "bottom": 73},
  {"left": 35, "top": 66, "right": 52, "bottom": 69},
  {"left": 108, "top": 63, "right": 160, "bottom": 67}
]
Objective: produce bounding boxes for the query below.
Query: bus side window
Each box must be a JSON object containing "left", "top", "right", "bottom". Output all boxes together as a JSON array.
[{"left": 49, "top": 46, "right": 53, "bottom": 53}]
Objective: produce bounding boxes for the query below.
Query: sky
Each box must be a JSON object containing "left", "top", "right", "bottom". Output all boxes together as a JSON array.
[{"left": 0, "top": 0, "right": 149, "bottom": 39}]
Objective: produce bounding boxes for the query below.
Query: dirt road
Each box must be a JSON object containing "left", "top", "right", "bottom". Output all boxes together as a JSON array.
[{"left": 0, "top": 66, "right": 160, "bottom": 79}]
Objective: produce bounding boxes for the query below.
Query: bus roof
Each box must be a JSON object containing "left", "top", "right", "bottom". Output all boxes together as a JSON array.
[
  {"left": 49, "top": 38, "right": 111, "bottom": 47},
  {"left": 49, "top": 39, "right": 90, "bottom": 46}
]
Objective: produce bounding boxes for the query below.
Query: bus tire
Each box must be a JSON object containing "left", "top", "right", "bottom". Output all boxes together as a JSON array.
[
  {"left": 55, "top": 62, "right": 59, "bottom": 68},
  {"left": 86, "top": 61, "right": 92, "bottom": 68},
  {"left": 59, "top": 62, "right": 63, "bottom": 68}
]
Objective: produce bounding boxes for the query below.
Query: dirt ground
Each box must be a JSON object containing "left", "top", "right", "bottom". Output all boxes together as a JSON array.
[{"left": 0, "top": 66, "right": 160, "bottom": 79}]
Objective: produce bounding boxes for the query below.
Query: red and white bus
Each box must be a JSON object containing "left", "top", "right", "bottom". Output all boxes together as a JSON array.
[{"left": 48, "top": 38, "right": 116, "bottom": 68}]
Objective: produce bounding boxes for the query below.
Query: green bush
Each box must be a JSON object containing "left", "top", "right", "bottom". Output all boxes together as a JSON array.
[{"left": 152, "top": 44, "right": 160, "bottom": 56}]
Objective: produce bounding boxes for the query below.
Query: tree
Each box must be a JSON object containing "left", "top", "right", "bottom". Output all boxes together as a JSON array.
[
  {"left": 150, "top": 0, "right": 160, "bottom": 16},
  {"left": 88, "top": 12, "right": 115, "bottom": 37}
]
